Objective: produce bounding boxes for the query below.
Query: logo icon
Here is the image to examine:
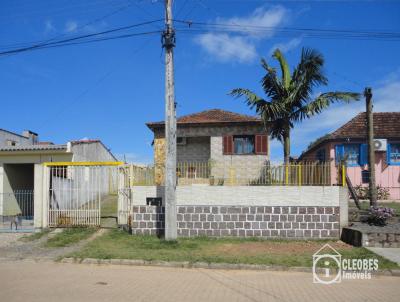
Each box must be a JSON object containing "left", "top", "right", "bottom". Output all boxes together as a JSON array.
[{"left": 313, "top": 243, "right": 342, "bottom": 284}]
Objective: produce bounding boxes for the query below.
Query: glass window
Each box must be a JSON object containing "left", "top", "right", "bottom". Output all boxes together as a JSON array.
[
  {"left": 316, "top": 149, "right": 326, "bottom": 162},
  {"left": 390, "top": 143, "right": 400, "bottom": 164},
  {"left": 233, "top": 136, "right": 255, "bottom": 155},
  {"left": 344, "top": 144, "right": 360, "bottom": 166}
]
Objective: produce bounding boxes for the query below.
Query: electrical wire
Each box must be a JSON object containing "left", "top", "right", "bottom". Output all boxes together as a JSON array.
[
  {"left": 0, "top": 19, "right": 163, "bottom": 56},
  {"left": 173, "top": 19, "right": 400, "bottom": 41}
]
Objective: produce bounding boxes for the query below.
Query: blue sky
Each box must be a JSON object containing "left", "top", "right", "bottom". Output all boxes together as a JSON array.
[{"left": 1, "top": 0, "right": 399, "bottom": 163}]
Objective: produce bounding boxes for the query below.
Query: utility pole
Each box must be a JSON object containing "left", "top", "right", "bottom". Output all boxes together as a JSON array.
[
  {"left": 365, "top": 87, "right": 377, "bottom": 207},
  {"left": 162, "top": 0, "right": 177, "bottom": 240}
]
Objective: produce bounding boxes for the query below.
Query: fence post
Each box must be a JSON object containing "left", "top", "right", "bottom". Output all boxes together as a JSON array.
[
  {"left": 342, "top": 164, "right": 346, "bottom": 186},
  {"left": 285, "top": 165, "right": 289, "bottom": 185},
  {"left": 298, "top": 165, "right": 302, "bottom": 186}
]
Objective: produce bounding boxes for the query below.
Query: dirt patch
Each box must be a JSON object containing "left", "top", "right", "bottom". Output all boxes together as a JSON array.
[{"left": 212, "top": 240, "right": 352, "bottom": 256}]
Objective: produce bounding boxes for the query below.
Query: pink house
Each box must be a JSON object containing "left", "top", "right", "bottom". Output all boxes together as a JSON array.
[{"left": 299, "top": 112, "right": 400, "bottom": 200}]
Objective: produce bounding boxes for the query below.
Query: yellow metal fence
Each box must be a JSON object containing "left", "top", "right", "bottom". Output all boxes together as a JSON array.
[{"left": 128, "top": 161, "right": 344, "bottom": 187}]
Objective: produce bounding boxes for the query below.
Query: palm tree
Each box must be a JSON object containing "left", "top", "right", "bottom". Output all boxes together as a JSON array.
[{"left": 231, "top": 48, "right": 360, "bottom": 163}]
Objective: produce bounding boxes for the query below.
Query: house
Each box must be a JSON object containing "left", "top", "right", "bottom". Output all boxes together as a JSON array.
[
  {"left": 0, "top": 129, "right": 38, "bottom": 147},
  {"left": 146, "top": 109, "right": 269, "bottom": 184},
  {"left": 0, "top": 128, "right": 117, "bottom": 230},
  {"left": 299, "top": 112, "right": 400, "bottom": 199}
]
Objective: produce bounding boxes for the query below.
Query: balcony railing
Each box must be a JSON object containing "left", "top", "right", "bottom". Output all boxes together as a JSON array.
[{"left": 126, "top": 161, "right": 340, "bottom": 187}]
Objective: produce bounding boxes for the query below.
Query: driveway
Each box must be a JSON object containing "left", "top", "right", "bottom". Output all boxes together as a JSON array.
[{"left": 0, "top": 261, "right": 399, "bottom": 302}]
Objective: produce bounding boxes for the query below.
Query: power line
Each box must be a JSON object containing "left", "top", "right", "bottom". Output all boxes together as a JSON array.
[
  {"left": 0, "top": 1, "right": 150, "bottom": 52},
  {"left": 0, "top": 19, "right": 163, "bottom": 56},
  {"left": 173, "top": 19, "right": 400, "bottom": 41},
  {"left": 36, "top": 37, "right": 153, "bottom": 130}
]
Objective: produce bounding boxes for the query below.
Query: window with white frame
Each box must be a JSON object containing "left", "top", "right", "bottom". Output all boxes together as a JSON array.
[{"left": 389, "top": 143, "right": 400, "bottom": 165}]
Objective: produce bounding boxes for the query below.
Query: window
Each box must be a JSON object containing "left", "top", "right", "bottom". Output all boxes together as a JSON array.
[
  {"left": 223, "top": 135, "right": 267, "bottom": 155},
  {"left": 233, "top": 135, "right": 255, "bottom": 154},
  {"left": 388, "top": 143, "right": 400, "bottom": 165},
  {"left": 344, "top": 145, "right": 360, "bottom": 166},
  {"left": 335, "top": 144, "right": 366, "bottom": 166},
  {"left": 361, "top": 170, "right": 370, "bottom": 184},
  {"left": 316, "top": 149, "right": 326, "bottom": 162}
]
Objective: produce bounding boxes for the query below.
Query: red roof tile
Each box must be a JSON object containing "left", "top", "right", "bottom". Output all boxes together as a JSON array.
[
  {"left": 329, "top": 112, "right": 400, "bottom": 139},
  {"left": 146, "top": 109, "right": 261, "bottom": 129}
]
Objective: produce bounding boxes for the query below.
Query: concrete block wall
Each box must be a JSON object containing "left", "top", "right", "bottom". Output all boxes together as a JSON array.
[
  {"left": 129, "top": 186, "right": 348, "bottom": 239},
  {"left": 131, "top": 205, "right": 340, "bottom": 238}
]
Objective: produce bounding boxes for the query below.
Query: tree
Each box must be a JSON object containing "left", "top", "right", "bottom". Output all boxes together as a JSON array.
[{"left": 231, "top": 48, "right": 360, "bottom": 163}]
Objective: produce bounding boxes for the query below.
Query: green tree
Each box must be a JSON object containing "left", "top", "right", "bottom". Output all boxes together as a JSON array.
[{"left": 231, "top": 48, "right": 360, "bottom": 163}]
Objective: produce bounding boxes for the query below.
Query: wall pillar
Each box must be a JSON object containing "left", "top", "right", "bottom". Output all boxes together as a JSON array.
[
  {"left": 339, "top": 186, "right": 349, "bottom": 232},
  {"left": 0, "top": 164, "right": 3, "bottom": 216},
  {"left": 34, "top": 164, "right": 49, "bottom": 230}
]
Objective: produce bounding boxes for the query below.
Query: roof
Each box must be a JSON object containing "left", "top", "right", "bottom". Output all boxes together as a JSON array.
[
  {"left": 71, "top": 139, "right": 101, "bottom": 144},
  {"left": 329, "top": 112, "right": 400, "bottom": 139},
  {"left": 0, "top": 144, "right": 67, "bottom": 152},
  {"left": 300, "top": 112, "right": 400, "bottom": 158},
  {"left": 146, "top": 109, "right": 262, "bottom": 130},
  {"left": 0, "top": 128, "right": 30, "bottom": 139}
]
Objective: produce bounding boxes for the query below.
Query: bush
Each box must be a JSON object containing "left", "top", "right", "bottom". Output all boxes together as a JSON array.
[
  {"left": 354, "top": 185, "right": 390, "bottom": 200},
  {"left": 368, "top": 206, "right": 395, "bottom": 226}
]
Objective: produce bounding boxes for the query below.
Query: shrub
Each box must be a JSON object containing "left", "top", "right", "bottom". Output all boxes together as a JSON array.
[
  {"left": 368, "top": 206, "right": 395, "bottom": 226},
  {"left": 353, "top": 185, "right": 390, "bottom": 200}
]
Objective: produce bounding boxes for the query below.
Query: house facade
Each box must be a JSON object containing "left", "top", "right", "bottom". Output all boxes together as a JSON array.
[
  {"left": 0, "top": 128, "right": 117, "bottom": 230},
  {"left": 299, "top": 112, "right": 400, "bottom": 199},
  {"left": 146, "top": 109, "right": 269, "bottom": 184}
]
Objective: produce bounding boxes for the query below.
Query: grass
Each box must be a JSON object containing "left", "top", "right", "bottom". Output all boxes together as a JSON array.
[
  {"left": 69, "top": 229, "right": 399, "bottom": 269},
  {"left": 101, "top": 194, "right": 118, "bottom": 217},
  {"left": 45, "top": 228, "right": 98, "bottom": 248},
  {"left": 19, "top": 229, "right": 50, "bottom": 242}
]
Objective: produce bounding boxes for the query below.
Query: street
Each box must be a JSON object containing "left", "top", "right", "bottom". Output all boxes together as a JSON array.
[{"left": 0, "top": 261, "right": 399, "bottom": 302}]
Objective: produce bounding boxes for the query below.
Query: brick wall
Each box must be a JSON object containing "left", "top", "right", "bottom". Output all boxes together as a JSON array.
[{"left": 131, "top": 205, "right": 340, "bottom": 239}]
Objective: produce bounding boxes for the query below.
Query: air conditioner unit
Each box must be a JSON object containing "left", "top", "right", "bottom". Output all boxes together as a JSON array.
[
  {"left": 374, "top": 139, "right": 387, "bottom": 151},
  {"left": 177, "top": 137, "right": 187, "bottom": 145}
]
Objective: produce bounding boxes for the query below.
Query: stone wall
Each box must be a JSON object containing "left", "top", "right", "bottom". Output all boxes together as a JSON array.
[{"left": 131, "top": 205, "right": 340, "bottom": 239}]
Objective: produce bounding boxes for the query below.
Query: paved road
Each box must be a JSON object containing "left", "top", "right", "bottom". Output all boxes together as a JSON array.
[{"left": 0, "top": 261, "right": 399, "bottom": 302}]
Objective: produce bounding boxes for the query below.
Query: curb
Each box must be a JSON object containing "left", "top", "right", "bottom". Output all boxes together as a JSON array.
[{"left": 60, "top": 257, "right": 400, "bottom": 276}]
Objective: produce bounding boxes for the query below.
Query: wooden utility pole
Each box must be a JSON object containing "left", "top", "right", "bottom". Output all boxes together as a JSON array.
[
  {"left": 365, "top": 87, "right": 377, "bottom": 207},
  {"left": 163, "top": 0, "right": 177, "bottom": 240}
]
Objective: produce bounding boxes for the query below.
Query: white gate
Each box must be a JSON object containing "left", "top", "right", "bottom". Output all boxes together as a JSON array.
[
  {"left": 45, "top": 162, "right": 120, "bottom": 227},
  {"left": 117, "top": 165, "right": 134, "bottom": 227}
]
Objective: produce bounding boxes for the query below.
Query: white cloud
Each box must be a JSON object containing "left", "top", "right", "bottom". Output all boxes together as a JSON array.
[
  {"left": 196, "top": 6, "right": 288, "bottom": 63},
  {"left": 44, "top": 20, "right": 55, "bottom": 33},
  {"left": 196, "top": 33, "right": 257, "bottom": 63},
  {"left": 269, "top": 36, "right": 303, "bottom": 55},
  {"left": 221, "top": 6, "right": 288, "bottom": 39},
  {"left": 65, "top": 20, "right": 78, "bottom": 33}
]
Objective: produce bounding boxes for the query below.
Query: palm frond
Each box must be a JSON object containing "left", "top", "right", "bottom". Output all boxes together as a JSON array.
[
  {"left": 291, "top": 91, "right": 361, "bottom": 121},
  {"left": 291, "top": 48, "right": 328, "bottom": 107},
  {"left": 230, "top": 88, "right": 286, "bottom": 121},
  {"left": 260, "top": 58, "right": 286, "bottom": 101},
  {"left": 273, "top": 49, "right": 291, "bottom": 89}
]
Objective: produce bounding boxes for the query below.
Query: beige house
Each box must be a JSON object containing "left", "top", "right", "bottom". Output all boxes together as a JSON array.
[
  {"left": 0, "top": 128, "right": 117, "bottom": 231},
  {"left": 146, "top": 109, "right": 269, "bottom": 184}
]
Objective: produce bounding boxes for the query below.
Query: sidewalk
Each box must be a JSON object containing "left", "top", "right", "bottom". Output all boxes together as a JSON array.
[
  {"left": 367, "top": 247, "right": 400, "bottom": 265},
  {"left": 0, "top": 261, "right": 399, "bottom": 302}
]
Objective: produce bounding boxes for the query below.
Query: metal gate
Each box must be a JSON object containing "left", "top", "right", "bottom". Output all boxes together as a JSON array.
[
  {"left": 0, "top": 190, "right": 34, "bottom": 232},
  {"left": 46, "top": 162, "right": 120, "bottom": 227}
]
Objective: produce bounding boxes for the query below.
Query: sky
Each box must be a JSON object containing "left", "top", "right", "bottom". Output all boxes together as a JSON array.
[{"left": 1, "top": 0, "right": 399, "bottom": 164}]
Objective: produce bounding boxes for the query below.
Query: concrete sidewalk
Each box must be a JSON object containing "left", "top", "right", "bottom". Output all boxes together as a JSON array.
[
  {"left": 0, "top": 261, "right": 399, "bottom": 302},
  {"left": 367, "top": 247, "right": 400, "bottom": 265}
]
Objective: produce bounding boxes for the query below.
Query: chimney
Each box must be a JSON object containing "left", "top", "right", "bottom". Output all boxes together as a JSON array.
[{"left": 22, "top": 130, "right": 39, "bottom": 144}]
